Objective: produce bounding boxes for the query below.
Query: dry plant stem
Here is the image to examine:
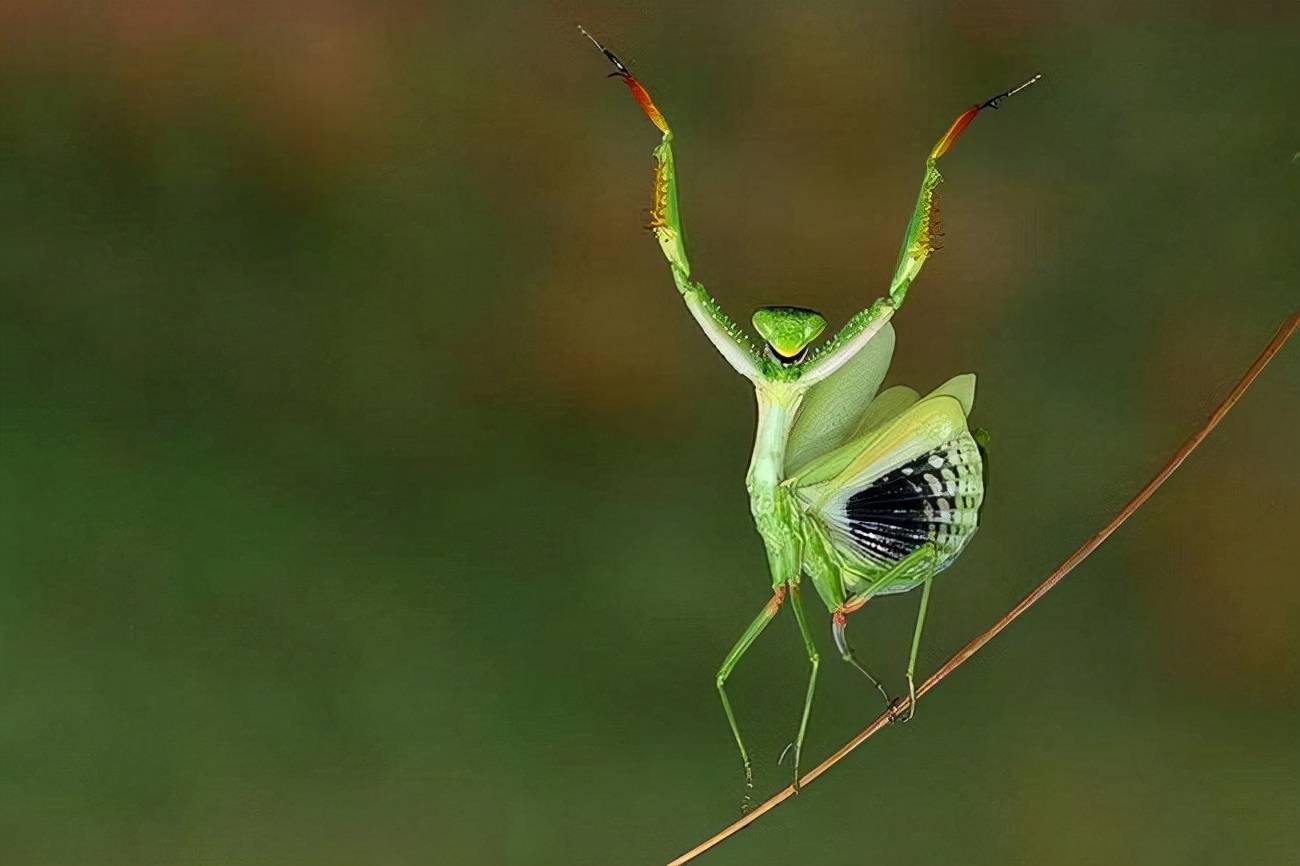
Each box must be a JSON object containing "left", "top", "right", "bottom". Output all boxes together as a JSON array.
[{"left": 665, "top": 311, "right": 1299, "bottom": 866}]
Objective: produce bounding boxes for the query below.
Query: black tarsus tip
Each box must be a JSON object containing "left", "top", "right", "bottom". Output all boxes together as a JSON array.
[
  {"left": 979, "top": 72, "right": 1043, "bottom": 110},
  {"left": 577, "top": 24, "right": 631, "bottom": 78}
]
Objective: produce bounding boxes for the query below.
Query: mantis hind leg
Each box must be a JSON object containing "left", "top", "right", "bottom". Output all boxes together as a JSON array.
[
  {"left": 831, "top": 543, "right": 939, "bottom": 720},
  {"left": 831, "top": 611, "right": 893, "bottom": 705},
  {"left": 715, "top": 586, "right": 786, "bottom": 809},
  {"left": 901, "top": 573, "right": 935, "bottom": 723}
]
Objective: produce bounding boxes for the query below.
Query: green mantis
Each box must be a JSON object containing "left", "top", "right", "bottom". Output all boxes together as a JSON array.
[{"left": 582, "top": 28, "right": 1039, "bottom": 800}]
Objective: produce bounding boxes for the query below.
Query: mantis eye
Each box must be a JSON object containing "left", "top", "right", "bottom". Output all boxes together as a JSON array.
[{"left": 752, "top": 306, "right": 827, "bottom": 362}]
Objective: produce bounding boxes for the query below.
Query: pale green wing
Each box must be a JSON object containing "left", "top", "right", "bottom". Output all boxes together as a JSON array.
[
  {"left": 784, "top": 323, "right": 895, "bottom": 475},
  {"left": 927, "top": 372, "right": 975, "bottom": 416},
  {"left": 787, "top": 382, "right": 921, "bottom": 489},
  {"left": 794, "top": 378, "right": 984, "bottom": 581},
  {"left": 848, "top": 384, "right": 920, "bottom": 439},
  {"left": 815, "top": 390, "right": 969, "bottom": 504}
]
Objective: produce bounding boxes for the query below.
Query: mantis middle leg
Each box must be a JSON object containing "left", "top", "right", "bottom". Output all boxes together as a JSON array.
[
  {"left": 786, "top": 581, "right": 820, "bottom": 791},
  {"left": 716, "top": 586, "right": 786, "bottom": 799}
]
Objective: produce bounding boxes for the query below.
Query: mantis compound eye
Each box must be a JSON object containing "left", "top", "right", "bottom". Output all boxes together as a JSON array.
[{"left": 752, "top": 306, "right": 827, "bottom": 363}]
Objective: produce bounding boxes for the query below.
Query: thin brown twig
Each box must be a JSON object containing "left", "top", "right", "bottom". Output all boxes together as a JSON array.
[{"left": 665, "top": 311, "right": 1299, "bottom": 866}]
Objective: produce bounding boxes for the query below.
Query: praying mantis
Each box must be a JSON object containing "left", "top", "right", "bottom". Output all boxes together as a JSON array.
[{"left": 581, "top": 28, "right": 1040, "bottom": 799}]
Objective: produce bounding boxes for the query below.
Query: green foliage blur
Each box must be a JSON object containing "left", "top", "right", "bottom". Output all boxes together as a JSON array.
[{"left": 2, "top": 3, "right": 1297, "bottom": 864}]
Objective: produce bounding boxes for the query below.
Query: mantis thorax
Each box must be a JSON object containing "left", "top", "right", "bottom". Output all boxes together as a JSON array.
[{"left": 746, "top": 382, "right": 808, "bottom": 584}]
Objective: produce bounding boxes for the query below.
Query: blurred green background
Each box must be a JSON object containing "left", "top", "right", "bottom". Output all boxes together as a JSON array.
[{"left": 2, "top": 2, "right": 1298, "bottom": 864}]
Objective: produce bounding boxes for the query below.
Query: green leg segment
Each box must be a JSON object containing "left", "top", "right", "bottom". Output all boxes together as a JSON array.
[
  {"left": 787, "top": 582, "right": 820, "bottom": 791},
  {"left": 831, "top": 612, "right": 893, "bottom": 705},
  {"left": 902, "top": 574, "right": 935, "bottom": 723},
  {"left": 832, "top": 544, "right": 938, "bottom": 721},
  {"left": 716, "top": 588, "right": 785, "bottom": 803}
]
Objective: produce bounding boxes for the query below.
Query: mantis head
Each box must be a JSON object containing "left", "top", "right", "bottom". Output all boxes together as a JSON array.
[{"left": 752, "top": 306, "right": 827, "bottom": 363}]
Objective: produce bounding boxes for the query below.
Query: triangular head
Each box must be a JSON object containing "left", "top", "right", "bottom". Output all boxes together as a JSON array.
[{"left": 752, "top": 306, "right": 828, "bottom": 363}]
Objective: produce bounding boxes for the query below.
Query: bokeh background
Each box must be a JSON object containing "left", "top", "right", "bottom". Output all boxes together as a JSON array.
[{"left": 2, "top": 2, "right": 1298, "bottom": 864}]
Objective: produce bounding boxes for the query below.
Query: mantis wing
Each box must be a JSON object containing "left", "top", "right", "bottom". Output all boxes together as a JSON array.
[
  {"left": 785, "top": 323, "right": 896, "bottom": 476},
  {"left": 849, "top": 384, "right": 921, "bottom": 439},
  {"left": 794, "top": 375, "right": 984, "bottom": 586},
  {"left": 786, "top": 383, "right": 923, "bottom": 489}
]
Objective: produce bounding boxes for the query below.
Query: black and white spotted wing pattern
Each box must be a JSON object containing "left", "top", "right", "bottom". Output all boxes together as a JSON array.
[{"left": 823, "top": 432, "right": 984, "bottom": 588}]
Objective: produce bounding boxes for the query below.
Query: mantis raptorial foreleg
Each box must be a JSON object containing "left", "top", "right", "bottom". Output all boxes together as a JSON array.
[
  {"left": 887, "top": 75, "right": 1042, "bottom": 306},
  {"left": 580, "top": 25, "right": 763, "bottom": 381},
  {"left": 797, "top": 75, "right": 1041, "bottom": 384},
  {"left": 715, "top": 586, "right": 786, "bottom": 802}
]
